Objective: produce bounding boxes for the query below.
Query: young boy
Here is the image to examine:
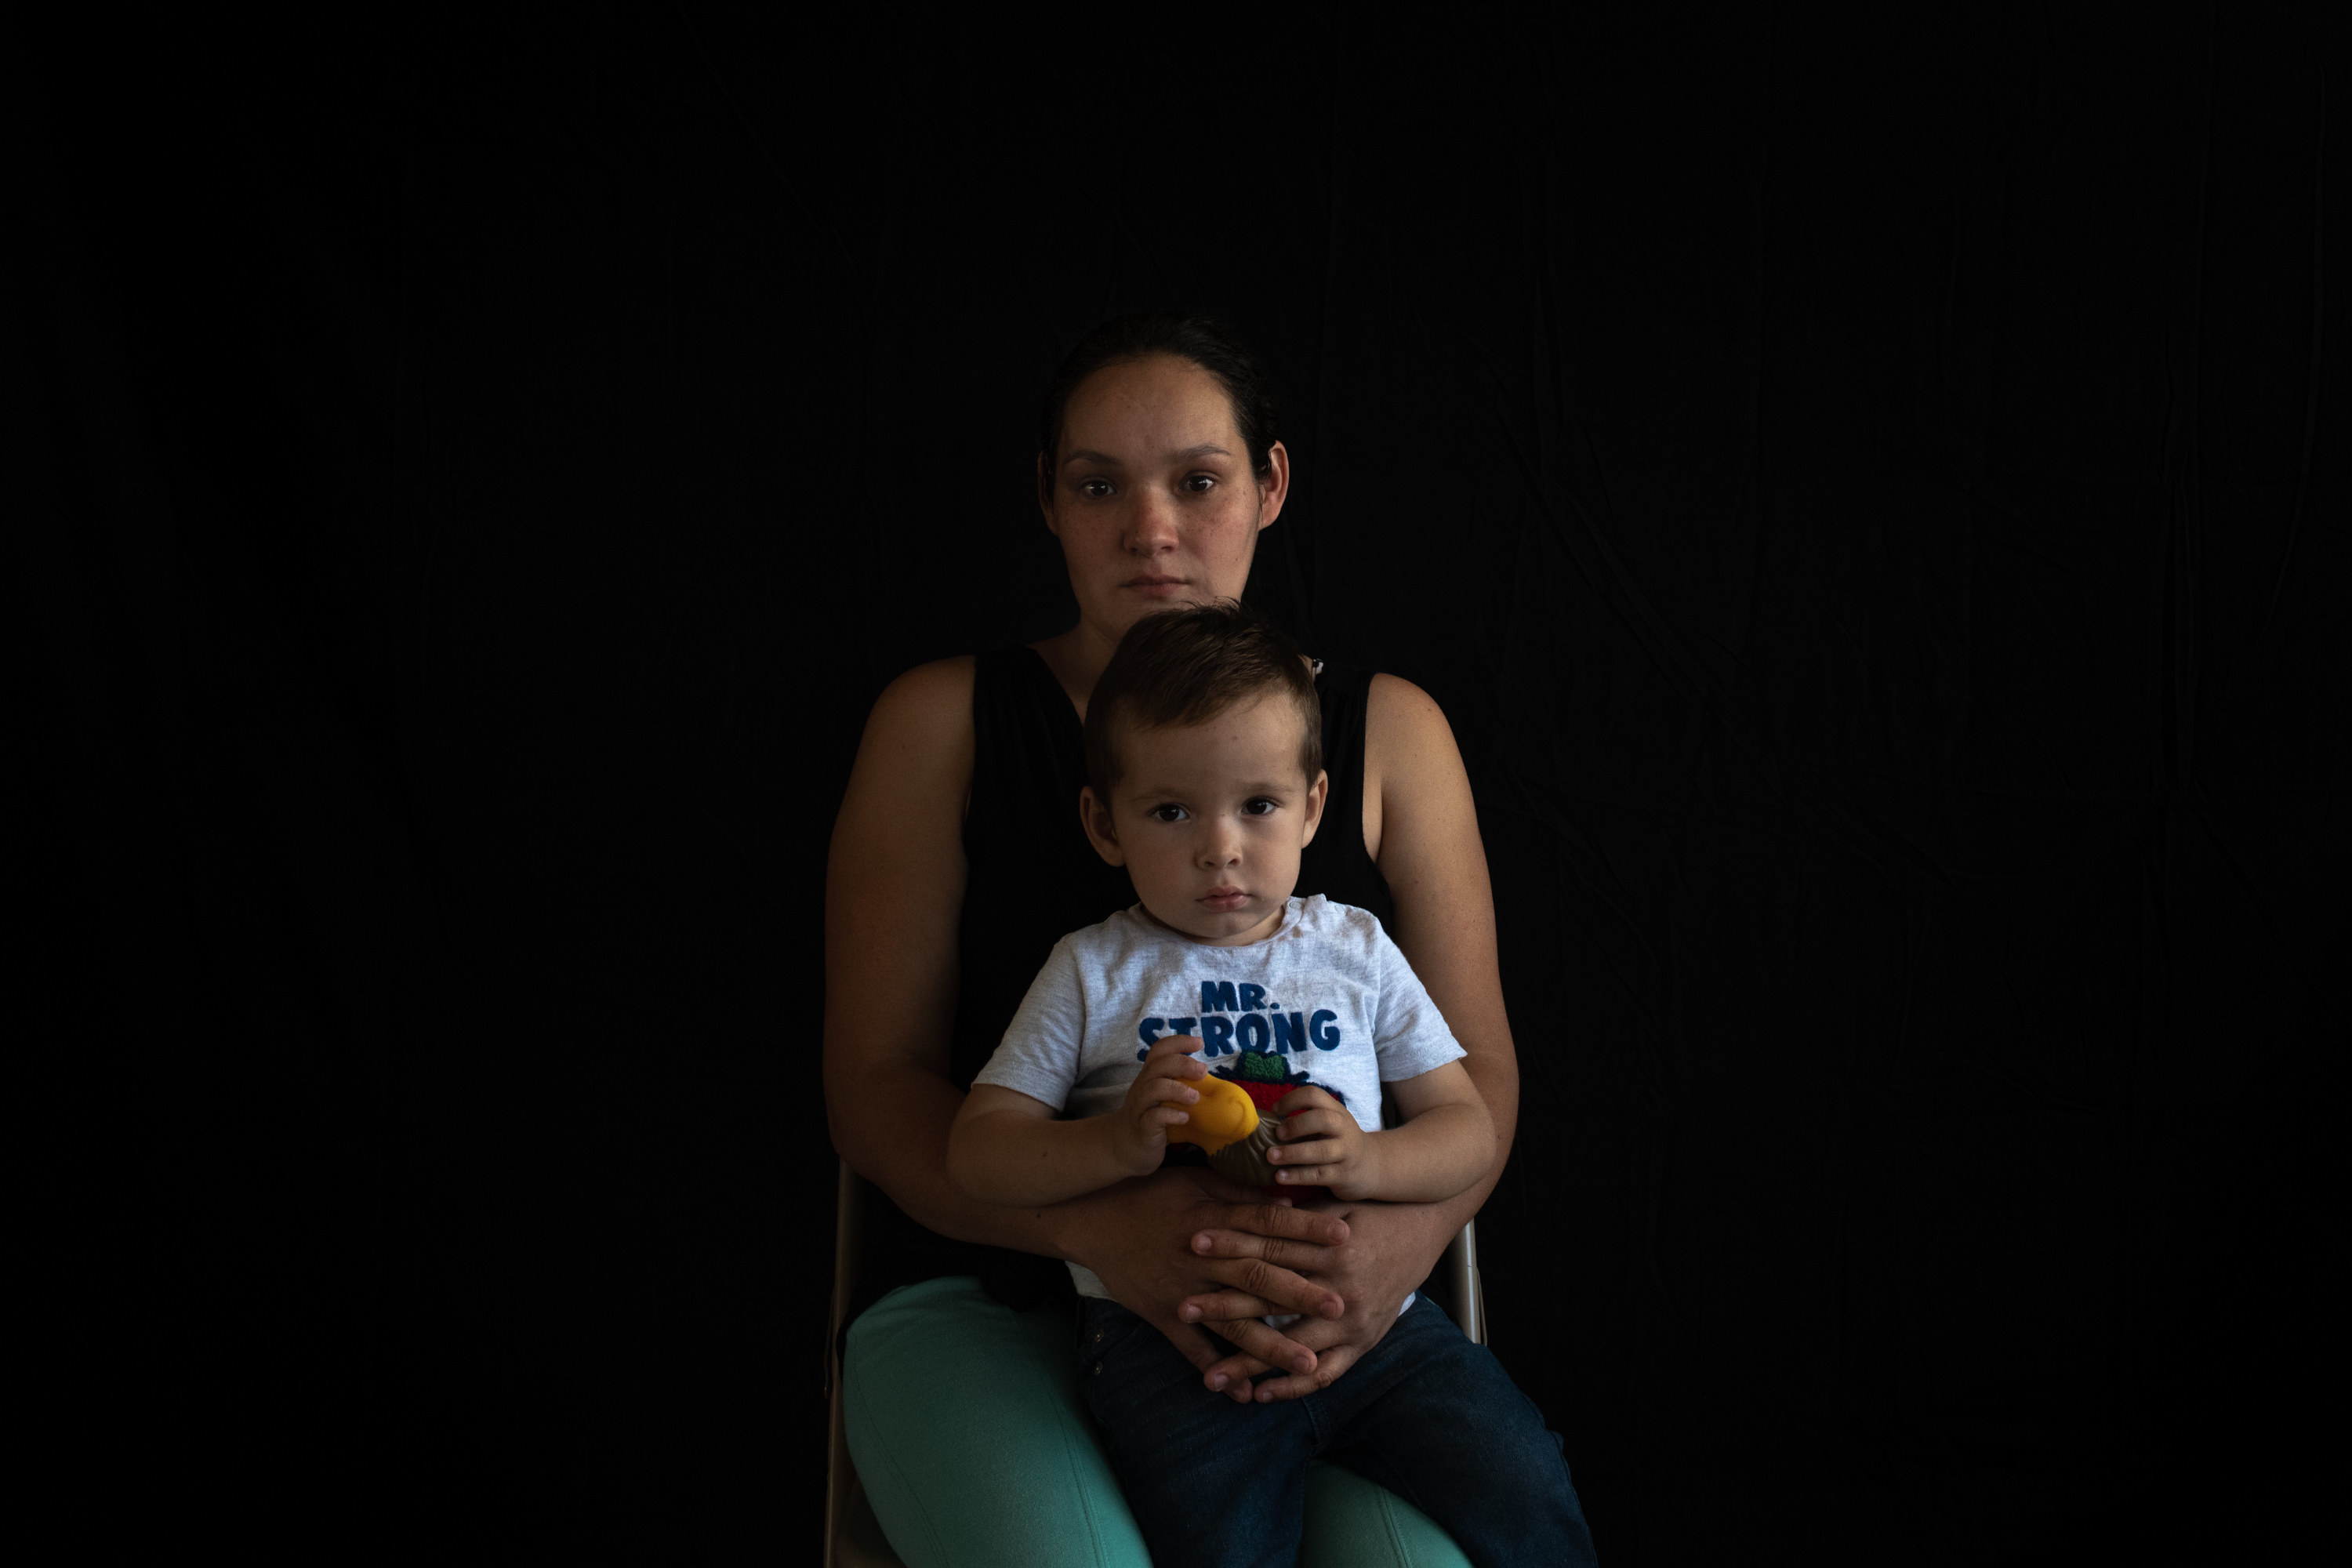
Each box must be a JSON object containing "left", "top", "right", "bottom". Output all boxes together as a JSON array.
[{"left": 947, "top": 601, "right": 1595, "bottom": 1568}]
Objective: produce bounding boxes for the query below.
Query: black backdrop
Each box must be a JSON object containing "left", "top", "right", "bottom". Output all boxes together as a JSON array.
[{"left": 20, "top": 4, "right": 2345, "bottom": 1561}]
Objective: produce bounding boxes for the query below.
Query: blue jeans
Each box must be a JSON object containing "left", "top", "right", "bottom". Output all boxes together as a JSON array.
[{"left": 1078, "top": 1293, "right": 1599, "bottom": 1568}]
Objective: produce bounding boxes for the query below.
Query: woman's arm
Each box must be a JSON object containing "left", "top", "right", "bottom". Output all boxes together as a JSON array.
[
  {"left": 822, "top": 659, "right": 1352, "bottom": 1392},
  {"left": 1183, "top": 673, "right": 1522, "bottom": 1398},
  {"left": 825, "top": 659, "right": 1054, "bottom": 1245}
]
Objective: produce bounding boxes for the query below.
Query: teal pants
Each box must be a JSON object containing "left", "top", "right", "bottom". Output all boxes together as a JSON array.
[{"left": 844, "top": 1277, "right": 1472, "bottom": 1567}]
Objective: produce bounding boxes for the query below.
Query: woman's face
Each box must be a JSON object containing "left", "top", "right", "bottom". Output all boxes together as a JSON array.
[{"left": 1039, "top": 354, "right": 1288, "bottom": 644}]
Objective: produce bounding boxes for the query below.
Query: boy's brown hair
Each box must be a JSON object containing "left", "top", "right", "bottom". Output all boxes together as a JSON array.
[{"left": 1084, "top": 601, "right": 1322, "bottom": 803}]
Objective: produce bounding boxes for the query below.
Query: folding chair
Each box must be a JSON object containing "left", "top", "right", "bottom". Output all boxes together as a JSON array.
[{"left": 822, "top": 1160, "right": 1486, "bottom": 1566}]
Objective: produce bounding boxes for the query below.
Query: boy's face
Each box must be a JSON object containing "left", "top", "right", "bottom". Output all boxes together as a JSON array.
[{"left": 1080, "top": 695, "right": 1328, "bottom": 947}]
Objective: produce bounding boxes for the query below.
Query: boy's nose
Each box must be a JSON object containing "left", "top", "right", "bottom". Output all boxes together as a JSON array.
[{"left": 1196, "top": 827, "right": 1242, "bottom": 867}]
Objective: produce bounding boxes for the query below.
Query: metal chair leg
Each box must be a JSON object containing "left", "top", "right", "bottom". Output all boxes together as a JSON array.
[
  {"left": 1441, "top": 1218, "right": 1486, "bottom": 1346},
  {"left": 826, "top": 1160, "right": 906, "bottom": 1567}
]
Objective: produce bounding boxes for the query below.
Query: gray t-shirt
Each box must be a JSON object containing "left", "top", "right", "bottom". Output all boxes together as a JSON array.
[{"left": 974, "top": 894, "right": 1467, "bottom": 1301}]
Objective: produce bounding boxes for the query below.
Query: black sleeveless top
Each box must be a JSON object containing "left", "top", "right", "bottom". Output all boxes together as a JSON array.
[{"left": 848, "top": 644, "right": 1396, "bottom": 1322}]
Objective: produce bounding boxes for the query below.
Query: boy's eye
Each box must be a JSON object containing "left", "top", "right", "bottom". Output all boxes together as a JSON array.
[
  {"left": 1243, "top": 797, "right": 1279, "bottom": 816},
  {"left": 1149, "top": 804, "right": 1188, "bottom": 822}
]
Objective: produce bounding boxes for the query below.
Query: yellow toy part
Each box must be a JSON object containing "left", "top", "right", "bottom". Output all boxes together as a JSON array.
[{"left": 1165, "top": 1072, "right": 1260, "bottom": 1154}]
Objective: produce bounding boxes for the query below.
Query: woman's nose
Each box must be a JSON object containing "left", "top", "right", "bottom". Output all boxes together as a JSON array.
[{"left": 1123, "top": 486, "right": 1181, "bottom": 556}]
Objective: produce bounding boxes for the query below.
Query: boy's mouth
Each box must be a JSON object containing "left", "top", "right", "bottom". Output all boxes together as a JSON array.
[{"left": 1198, "top": 888, "right": 1250, "bottom": 913}]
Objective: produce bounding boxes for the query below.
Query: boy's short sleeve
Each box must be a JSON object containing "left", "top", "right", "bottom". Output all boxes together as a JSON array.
[
  {"left": 970, "top": 935, "right": 1090, "bottom": 1112},
  {"left": 1368, "top": 924, "right": 1468, "bottom": 1083}
]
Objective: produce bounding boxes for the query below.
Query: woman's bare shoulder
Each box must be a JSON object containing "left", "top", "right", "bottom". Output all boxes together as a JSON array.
[
  {"left": 874, "top": 653, "right": 978, "bottom": 718},
  {"left": 831, "top": 655, "right": 982, "bottom": 857},
  {"left": 1365, "top": 672, "right": 1461, "bottom": 755},
  {"left": 855, "top": 655, "right": 978, "bottom": 764},
  {"left": 1366, "top": 674, "right": 1474, "bottom": 798},
  {"left": 1361, "top": 673, "right": 1471, "bottom": 864}
]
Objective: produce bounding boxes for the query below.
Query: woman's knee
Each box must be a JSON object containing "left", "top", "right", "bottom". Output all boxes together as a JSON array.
[
  {"left": 843, "top": 1279, "right": 1151, "bottom": 1568},
  {"left": 1301, "top": 1461, "right": 1473, "bottom": 1568}
]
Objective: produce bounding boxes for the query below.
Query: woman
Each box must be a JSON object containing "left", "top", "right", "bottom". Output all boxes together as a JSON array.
[{"left": 824, "top": 314, "right": 1546, "bottom": 1566}]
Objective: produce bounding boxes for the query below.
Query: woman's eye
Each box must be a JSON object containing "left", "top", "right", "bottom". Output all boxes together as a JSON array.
[
  {"left": 1183, "top": 474, "right": 1216, "bottom": 493},
  {"left": 1080, "top": 479, "right": 1113, "bottom": 499}
]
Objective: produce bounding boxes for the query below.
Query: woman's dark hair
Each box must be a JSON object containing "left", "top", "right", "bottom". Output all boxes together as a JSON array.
[
  {"left": 1084, "top": 598, "right": 1322, "bottom": 804},
  {"left": 1037, "top": 313, "right": 1280, "bottom": 501}
]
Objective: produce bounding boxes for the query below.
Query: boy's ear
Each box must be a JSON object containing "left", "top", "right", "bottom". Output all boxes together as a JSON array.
[
  {"left": 1079, "top": 786, "right": 1127, "bottom": 867},
  {"left": 1298, "top": 769, "right": 1330, "bottom": 849}
]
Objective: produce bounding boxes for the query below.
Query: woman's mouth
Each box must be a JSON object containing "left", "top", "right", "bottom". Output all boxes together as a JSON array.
[
  {"left": 1199, "top": 889, "right": 1250, "bottom": 913},
  {"left": 1127, "top": 575, "right": 1186, "bottom": 596}
]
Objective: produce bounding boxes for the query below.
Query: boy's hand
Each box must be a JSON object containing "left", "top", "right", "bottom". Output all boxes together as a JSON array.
[
  {"left": 1109, "top": 1036, "right": 1210, "bottom": 1175},
  {"left": 1265, "top": 1087, "right": 1380, "bottom": 1200}
]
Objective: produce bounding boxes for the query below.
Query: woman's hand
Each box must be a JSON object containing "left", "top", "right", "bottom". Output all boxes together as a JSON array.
[
  {"left": 1056, "top": 1166, "right": 1353, "bottom": 1403},
  {"left": 1179, "top": 1195, "right": 1461, "bottom": 1402}
]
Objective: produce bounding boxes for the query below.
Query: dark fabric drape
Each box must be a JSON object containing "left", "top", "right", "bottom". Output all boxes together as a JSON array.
[{"left": 20, "top": 4, "right": 2343, "bottom": 1559}]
